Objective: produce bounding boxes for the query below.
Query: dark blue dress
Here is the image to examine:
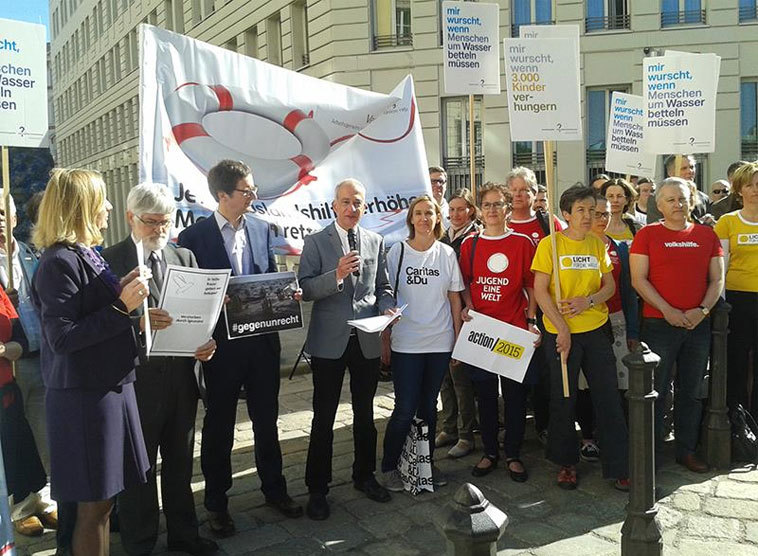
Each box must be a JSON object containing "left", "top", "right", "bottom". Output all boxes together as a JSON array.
[{"left": 31, "top": 244, "right": 149, "bottom": 502}]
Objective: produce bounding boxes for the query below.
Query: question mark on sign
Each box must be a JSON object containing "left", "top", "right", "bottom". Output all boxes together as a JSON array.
[
  {"left": 637, "top": 162, "right": 643, "bottom": 169},
  {"left": 556, "top": 123, "right": 563, "bottom": 132},
  {"left": 18, "top": 126, "right": 25, "bottom": 137},
  {"left": 689, "top": 136, "right": 695, "bottom": 146},
  {"left": 480, "top": 79, "right": 485, "bottom": 87}
]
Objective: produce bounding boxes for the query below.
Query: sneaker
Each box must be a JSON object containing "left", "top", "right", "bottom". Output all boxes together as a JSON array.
[
  {"left": 432, "top": 466, "right": 448, "bottom": 488},
  {"left": 537, "top": 429, "right": 548, "bottom": 446},
  {"left": 579, "top": 441, "right": 600, "bottom": 463},
  {"left": 614, "top": 478, "right": 630, "bottom": 492},
  {"left": 557, "top": 466, "right": 577, "bottom": 490},
  {"left": 435, "top": 431, "right": 457, "bottom": 448},
  {"left": 381, "top": 470, "right": 404, "bottom": 493},
  {"left": 447, "top": 439, "right": 474, "bottom": 458}
]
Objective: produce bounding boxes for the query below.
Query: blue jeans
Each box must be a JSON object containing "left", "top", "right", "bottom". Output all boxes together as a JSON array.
[
  {"left": 381, "top": 351, "right": 451, "bottom": 472},
  {"left": 642, "top": 317, "right": 710, "bottom": 461}
]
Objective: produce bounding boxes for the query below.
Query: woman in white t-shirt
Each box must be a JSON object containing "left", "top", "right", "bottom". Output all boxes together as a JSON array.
[{"left": 380, "top": 195, "right": 464, "bottom": 492}]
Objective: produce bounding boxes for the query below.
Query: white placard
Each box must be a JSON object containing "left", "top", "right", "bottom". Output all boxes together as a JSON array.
[
  {"left": 503, "top": 38, "right": 582, "bottom": 142},
  {"left": 605, "top": 92, "right": 658, "bottom": 176},
  {"left": 452, "top": 310, "right": 537, "bottom": 383},
  {"left": 441, "top": 1, "right": 501, "bottom": 95},
  {"left": 642, "top": 53, "right": 720, "bottom": 154},
  {"left": 518, "top": 24, "right": 580, "bottom": 62},
  {"left": 0, "top": 18, "right": 48, "bottom": 148}
]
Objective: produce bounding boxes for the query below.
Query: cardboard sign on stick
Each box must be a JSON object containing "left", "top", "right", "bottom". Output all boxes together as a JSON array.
[
  {"left": 503, "top": 38, "right": 582, "bottom": 142},
  {"left": 642, "top": 53, "right": 720, "bottom": 154},
  {"left": 605, "top": 92, "right": 658, "bottom": 176},
  {"left": 442, "top": 1, "right": 501, "bottom": 95}
]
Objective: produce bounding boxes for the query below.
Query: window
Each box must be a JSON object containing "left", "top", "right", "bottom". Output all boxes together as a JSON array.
[
  {"left": 442, "top": 96, "right": 483, "bottom": 191},
  {"left": 740, "top": 0, "right": 758, "bottom": 21},
  {"left": 372, "top": 0, "right": 412, "bottom": 50},
  {"left": 266, "top": 14, "right": 282, "bottom": 65},
  {"left": 223, "top": 38, "right": 237, "bottom": 52},
  {"left": 244, "top": 26, "right": 258, "bottom": 58},
  {"left": 661, "top": 0, "right": 705, "bottom": 27},
  {"left": 586, "top": 0, "right": 629, "bottom": 32},
  {"left": 586, "top": 86, "right": 629, "bottom": 180},
  {"left": 113, "top": 43, "right": 122, "bottom": 82},
  {"left": 742, "top": 81, "right": 758, "bottom": 161},
  {"left": 291, "top": 1, "right": 310, "bottom": 68},
  {"left": 165, "top": 0, "right": 184, "bottom": 33},
  {"left": 511, "top": 0, "right": 553, "bottom": 36},
  {"left": 127, "top": 29, "right": 138, "bottom": 71},
  {"left": 512, "top": 141, "right": 550, "bottom": 184},
  {"left": 192, "top": 0, "right": 214, "bottom": 25}
]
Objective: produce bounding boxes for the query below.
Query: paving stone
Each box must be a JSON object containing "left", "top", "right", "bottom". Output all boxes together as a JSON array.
[
  {"left": 361, "top": 539, "right": 422, "bottom": 555},
  {"left": 357, "top": 509, "right": 414, "bottom": 539},
  {"left": 705, "top": 497, "right": 758, "bottom": 520},
  {"left": 507, "top": 522, "right": 567, "bottom": 547},
  {"left": 672, "top": 540, "right": 758, "bottom": 556},
  {"left": 746, "top": 521, "right": 758, "bottom": 544},
  {"left": 671, "top": 491, "right": 702, "bottom": 511},
  {"left": 716, "top": 480, "right": 758, "bottom": 500},
  {"left": 531, "top": 534, "right": 617, "bottom": 556},
  {"left": 685, "top": 514, "right": 743, "bottom": 539},
  {"left": 216, "top": 523, "right": 291, "bottom": 555},
  {"left": 241, "top": 536, "right": 324, "bottom": 556}
]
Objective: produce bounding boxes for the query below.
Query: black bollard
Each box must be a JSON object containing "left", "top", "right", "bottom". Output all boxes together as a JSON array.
[
  {"left": 438, "top": 483, "right": 508, "bottom": 556},
  {"left": 621, "top": 342, "right": 662, "bottom": 556},
  {"left": 704, "top": 299, "right": 732, "bottom": 469}
]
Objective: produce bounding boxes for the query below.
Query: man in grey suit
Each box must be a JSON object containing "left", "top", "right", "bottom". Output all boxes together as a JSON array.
[
  {"left": 102, "top": 183, "right": 218, "bottom": 556},
  {"left": 298, "top": 179, "right": 396, "bottom": 520}
]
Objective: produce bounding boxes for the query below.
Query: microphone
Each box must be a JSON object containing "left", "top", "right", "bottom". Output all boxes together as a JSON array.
[{"left": 347, "top": 228, "right": 360, "bottom": 277}]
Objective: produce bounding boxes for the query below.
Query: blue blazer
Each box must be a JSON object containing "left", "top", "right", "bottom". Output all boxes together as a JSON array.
[
  {"left": 177, "top": 213, "right": 277, "bottom": 275},
  {"left": 31, "top": 244, "right": 138, "bottom": 390}
]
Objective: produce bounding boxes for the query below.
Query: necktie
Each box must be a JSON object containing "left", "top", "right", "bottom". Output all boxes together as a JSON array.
[{"left": 149, "top": 251, "right": 164, "bottom": 293}]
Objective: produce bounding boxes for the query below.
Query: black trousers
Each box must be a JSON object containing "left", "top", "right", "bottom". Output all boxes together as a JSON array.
[
  {"left": 305, "top": 336, "right": 380, "bottom": 495},
  {"left": 118, "top": 359, "right": 200, "bottom": 555},
  {"left": 201, "top": 334, "right": 286, "bottom": 512},
  {"left": 726, "top": 290, "right": 758, "bottom": 417},
  {"left": 544, "top": 323, "right": 628, "bottom": 479}
]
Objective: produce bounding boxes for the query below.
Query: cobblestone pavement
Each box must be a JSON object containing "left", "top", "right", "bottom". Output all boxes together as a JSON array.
[{"left": 16, "top": 372, "right": 758, "bottom": 555}]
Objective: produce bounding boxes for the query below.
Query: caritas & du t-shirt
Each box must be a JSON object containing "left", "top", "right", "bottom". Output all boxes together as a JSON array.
[{"left": 630, "top": 222, "right": 723, "bottom": 318}]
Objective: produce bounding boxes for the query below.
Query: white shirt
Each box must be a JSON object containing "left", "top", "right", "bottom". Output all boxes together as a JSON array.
[
  {"left": 214, "top": 211, "right": 251, "bottom": 275},
  {"left": 130, "top": 234, "right": 163, "bottom": 263},
  {"left": 386, "top": 240, "right": 464, "bottom": 353}
]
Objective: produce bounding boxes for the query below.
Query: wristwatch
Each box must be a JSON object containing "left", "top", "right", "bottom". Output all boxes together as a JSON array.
[
  {"left": 527, "top": 317, "right": 537, "bottom": 325},
  {"left": 699, "top": 305, "right": 710, "bottom": 316}
]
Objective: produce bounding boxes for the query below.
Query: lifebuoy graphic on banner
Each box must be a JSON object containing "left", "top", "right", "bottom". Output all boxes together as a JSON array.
[{"left": 164, "top": 83, "right": 331, "bottom": 198}]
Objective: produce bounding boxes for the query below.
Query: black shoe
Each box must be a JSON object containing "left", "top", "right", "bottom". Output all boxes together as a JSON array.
[
  {"left": 167, "top": 536, "right": 219, "bottom": 555},
  {"left": 306, "top": 494, "right": 330, "bottom": 521},
  {"left": 506, "top": 458, "right": 529, "bottom": 483},
  {"left": 206, "top": 511, "right": 236, "bottom": 538},
  {"left": 266, "top": 494, "right": 304, "bottom": 519},
  {"left": 353, "top": 477, "right": 391, "bottom": 503},
  {"left": 471, "top": 455, "right": 498, "bottom": 478}
]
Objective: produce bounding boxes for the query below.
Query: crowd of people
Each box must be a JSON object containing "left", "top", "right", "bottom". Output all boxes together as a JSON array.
[{"left": 0, "top": 154, "right": 755, "bottom": 555}]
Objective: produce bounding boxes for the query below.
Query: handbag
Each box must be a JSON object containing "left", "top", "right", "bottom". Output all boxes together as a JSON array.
[
  {"left": 397, "top": 418, "right": 434, "bottom": 495},
  {"left": 380, "top": 243, "right": 406, "bottom": 380},
  {"left": 730, "top": 404, "right": 758, "bottom": 464}
]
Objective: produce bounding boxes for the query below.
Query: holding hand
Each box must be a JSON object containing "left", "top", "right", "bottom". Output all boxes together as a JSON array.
[
  {"left": 662, "top": 307, "right": 691, "bottom": 328},
  {"left": 121, "top": 265, "right": 152, "bottom": 289},
  {"left": 119, "top": 275, "right": 151, "bottom": 312},
  {"left": 139, "top": 308, "right": 173, "bottom": 332},
  {"left": 194, "top": 339, "right": 217, "bottom": 362},
  {"left": 555, "top": 327, "right": 571, "bottom": 355},
  {"left": 682, "top": 308, "right": 706, "bottom": 330},
  {"left": 558, "top": 296, "right": 591, "bottom": 318},
  {"left": 528, "top": 323, "right": 542, "bottom": 347},
  {"left": 336, "top": 251, "right": 360, "bottom": 281},
  {"left": 461, "top": 306, "right": 473, "bottom": 322}
]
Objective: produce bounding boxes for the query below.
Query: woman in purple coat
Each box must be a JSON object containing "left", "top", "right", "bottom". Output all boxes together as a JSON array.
[{"left": 31, "top": 169, "right": 151, "bottom": 555}]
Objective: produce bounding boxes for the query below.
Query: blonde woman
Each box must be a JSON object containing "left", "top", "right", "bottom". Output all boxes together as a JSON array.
[{"left": 31, "top": 169, "right": 150, "bottom": 555}]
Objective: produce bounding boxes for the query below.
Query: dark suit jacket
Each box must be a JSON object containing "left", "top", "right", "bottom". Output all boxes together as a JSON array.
[
  {"left": 31, "top": 244, "right": 137, "bottom": 390},
  {"left": 177, "top": 212, "right": 279, "bottom": 347}
]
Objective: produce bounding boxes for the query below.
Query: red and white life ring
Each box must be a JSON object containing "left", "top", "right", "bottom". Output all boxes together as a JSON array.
[{"left": 164, "top": 83, "right": 331, "bottom": 198}]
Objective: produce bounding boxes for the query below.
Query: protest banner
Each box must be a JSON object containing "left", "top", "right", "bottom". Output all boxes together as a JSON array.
[
  {"left": 518, "top": 23, "right": 580, "bottom": 62},
  {"left": 642, "top": 52, "right": 720, "bottom": 154},
  {"left": 224, "top": 271, "right": 303, "bottom": 339},
  {"left": 140, "top": 25, "right": 430, "bottom": 254},
  {"left": 452, "top": 310, "right": 537, "bottom": 383},
  {"left": 441, "top": 1, "right": 500, "bottom": 195},
  {"left": 605, "top": 92, "right": 657, "bottom": 177}
]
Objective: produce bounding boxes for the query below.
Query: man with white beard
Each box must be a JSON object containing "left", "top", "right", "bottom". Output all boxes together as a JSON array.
[{"left": 102, "top": 183, "right": 219, "bottom": 556}]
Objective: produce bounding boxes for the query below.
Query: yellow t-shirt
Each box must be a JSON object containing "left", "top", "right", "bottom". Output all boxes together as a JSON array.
[
  {"left": 531, "top": 233, "right": 613, "bottom": 334},
  {"left": 714, "top": 210, "right": 758, "bottom": 292},
  {"left": 606, "top": 226, "right": 634, "bottom": 244}
]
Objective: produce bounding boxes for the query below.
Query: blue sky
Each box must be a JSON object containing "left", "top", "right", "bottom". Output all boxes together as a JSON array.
[{"left": 1, "top": 0, "right": 50, "bottom": 39}]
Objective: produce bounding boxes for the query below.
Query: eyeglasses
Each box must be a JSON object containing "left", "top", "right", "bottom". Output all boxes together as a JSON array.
[
  {"left": 135, "top": 215, "right": 173, "bottom": 229},
  {"left": 712, "top": 189, "right": 729, "bottom": 195},
  {"left": 430, "top": 178, "right": 447, "bottom": 185},
  {"left": 234, "top": 187, "right": 258, "bottom": 198},
  {"left": 481, "top": 202, "right": 506, "bottom": 210},
  {"left": 594, "top": 212, "right": 611, "bottom": 219}
]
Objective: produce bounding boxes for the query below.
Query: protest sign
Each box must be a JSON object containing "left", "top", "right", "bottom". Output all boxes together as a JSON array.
[
  {"left": 642, "top": 53, "right": 720, "bottom": 153},
  {"left": 441, "top": 1, "right": 501, "bottom": 95},
  {"left": 140, "top": 25, "right": 430, "bottom": 254},
  {"left": 605, "top": 92, "right": 657, "bottom": 176},
  {"left": 224, "top": 271, "right": 303, "bottom": 339},
  {"left": 518, "top": 23, "right": 580, "bottom": 61},
  {"left": 503, "top": 37, "right": 582, "bottom": 142},
  {"left": 0, "top": 18, "right": 48, "bottom": 148},
  {"left": 452, "top": 310, "right": 537, "bottom": 383}
]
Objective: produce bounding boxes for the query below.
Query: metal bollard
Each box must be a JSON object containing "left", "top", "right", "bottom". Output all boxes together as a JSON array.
[
  {"left": 438, "top": 483, "right": 508, "bottom": 556},
  {"left": 704, "top": 299, "right": 732, "bottom": 469},
  {"left": 621, "top": 342, "right": 662, "bottom": 556}
]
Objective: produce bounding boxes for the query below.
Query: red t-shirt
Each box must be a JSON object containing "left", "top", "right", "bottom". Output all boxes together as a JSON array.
[
  {"left": 459, "top": 231, "right": 535, "bottom": 329},
  {"left": 605, "top": 238, "right": 622, "bottom": 314},
  {"left": 509, "top": 214, "right": 564, "bottom": 246},
  {"left": 630, "top": 222, "right": 723, "bottom": 318}
]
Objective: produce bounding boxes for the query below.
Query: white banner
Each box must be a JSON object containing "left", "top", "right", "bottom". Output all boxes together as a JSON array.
[
  {"left": 452, "top": 310, "right": 537, "bottom": 383},
  {"left": 605, "top": 92, "right": 657, "bottom": 177},
  {"left": 139, "top": 25, "right": 430, "bottom": 254},
  {"left": 441, "top": 1, "right": 501, "bottom": 95},
  {"left": 0, "top": 18, "right": 48, "bottom": 148},
  {"left": 642, "top": 53, "right": 720, "bottom": 154},
  {"left": 503, "top": 38, "right": 582, "bottom": 142}
]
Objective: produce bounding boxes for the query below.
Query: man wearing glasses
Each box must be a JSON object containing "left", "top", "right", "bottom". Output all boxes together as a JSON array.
[
  {"left": 430, "top": 166, "right": 450, "bottom": 228},
  {"left": 103, "top": 183, "right": 219, "bottom": 555},
  {"left": 178, "top": 160, "right": 303, "bottom": 539}
]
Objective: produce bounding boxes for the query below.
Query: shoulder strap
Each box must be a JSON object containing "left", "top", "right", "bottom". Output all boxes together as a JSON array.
[
  {"left": 393, "top": 242, "right": 405, "bottom": 302},
  {"left": 469, "top": 233, "right": 479, "bottom": 278},
  {"left": 536, "top": 211, "right": 551, "bottom": 237}
]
